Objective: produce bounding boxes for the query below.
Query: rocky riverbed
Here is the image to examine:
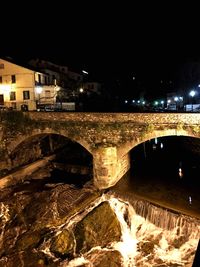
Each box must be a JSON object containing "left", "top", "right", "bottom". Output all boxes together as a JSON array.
[{"left": 0, "top": 174, "right": 199, "bottom": 267}]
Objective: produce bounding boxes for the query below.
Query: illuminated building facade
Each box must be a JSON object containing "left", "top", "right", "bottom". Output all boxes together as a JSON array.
[{"left": 0, "top": 58, "right": 58, "bottom": 111}]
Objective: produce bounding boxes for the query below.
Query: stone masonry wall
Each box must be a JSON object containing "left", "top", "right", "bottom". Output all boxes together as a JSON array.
[{"left": 28, "top": 112, "right": 200, "bottom": 124}]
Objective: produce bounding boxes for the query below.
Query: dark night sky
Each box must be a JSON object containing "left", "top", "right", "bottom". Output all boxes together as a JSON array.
[{"left": 1, "top": 2, "right": 200, "bottom": 99}]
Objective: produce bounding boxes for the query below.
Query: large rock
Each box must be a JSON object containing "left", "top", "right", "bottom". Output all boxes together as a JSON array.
[
  {"left": 50, "top": 229, "right": 75, "bottom": 257},
  {"left": 22, "top": 184, "right": 100, "bottom": 231},
  {"left": 74, "top": 201, "right": 122, "bottom": 254}
]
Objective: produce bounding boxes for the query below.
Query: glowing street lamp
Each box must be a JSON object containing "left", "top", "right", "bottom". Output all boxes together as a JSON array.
[
  {"left": 154, "top": 101, "right": 158, "bottom": 106},
  {"left": 35, "top": 86, "right": 43, "bottom": 107},
  {"left": 174, "top": 96, "right": 179, "bottom": 111},
  {"left": 189, "top": 90, "right": 195, "bottom": 97},
  {"left": 189, "top": 90, "right": 196, "bottom": 111},
  {"left": 35, "top": 86, "right": 42, "bottom": 95}
]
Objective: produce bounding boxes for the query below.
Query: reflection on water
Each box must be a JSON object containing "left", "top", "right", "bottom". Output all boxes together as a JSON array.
[{"left": 128, "top": 136, "right": 200, "bottom": 219}]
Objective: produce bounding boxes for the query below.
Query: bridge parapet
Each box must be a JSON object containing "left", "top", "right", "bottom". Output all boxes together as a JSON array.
[{"left": 28, "top": 112, "right": 200, "bottom": 125}]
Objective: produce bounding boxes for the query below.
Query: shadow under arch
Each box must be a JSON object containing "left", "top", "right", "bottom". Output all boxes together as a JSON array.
[
  {"left": 9, "top": 132, "right": 93, "bottom": 172},
  {"left": 119, "top": 128, "right": 200, "bottom": 157}
]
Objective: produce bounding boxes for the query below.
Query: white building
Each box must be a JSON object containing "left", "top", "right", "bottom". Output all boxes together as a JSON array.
[{"left": 0, "top": 58, "right": 59, "bottom": 111}]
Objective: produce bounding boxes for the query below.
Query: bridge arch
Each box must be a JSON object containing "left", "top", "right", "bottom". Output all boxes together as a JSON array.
[
  {"left": 7, "top": 129, "right": 93, "bottom": 156},
  {"left": 119, "top": 128, "right": 200, "bottom": 157}
]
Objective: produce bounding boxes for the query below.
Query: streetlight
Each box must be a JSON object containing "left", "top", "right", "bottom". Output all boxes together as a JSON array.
[
  {"left": 35, "top": 86, "right": 43, "bottom": 108},
  {"left": 160, "top": 100, "right": 164, "bottom": 109},
  {"left": 174, "top": 96, "right": 179, "bottom": 111},
  {"left": 189, "top": 90, "right": 196, "bottom": 112}
]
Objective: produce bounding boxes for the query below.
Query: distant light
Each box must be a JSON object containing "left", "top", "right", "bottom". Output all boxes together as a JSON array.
[
  {"left": 142, "top": 101, "right": 145, "bottom": 105},
  {"left": 79, "top": 88, "right": 84, "bottom": 93},
  {"left": 132, "top": 100, "right": 135, "bottom": 103},
  {"left": 189, "top": 90, "right": 196, "bottom": 97},
  {"left": 198, "top": 84, "right": 200, "bottom": 88},
  {"left": 55, "top": 86, "right": 60, "bottom": 92},
  {"left": 0, "top": 84, "right": 11, "bottom": 92},
  {"left": 125, "top": 100, "right": 128, "bottom": 104},
  {"left": 174, "top": 97, "right": 179, "bottom": 101},
  {"left": 160, "top": 142, "right": 163, "bottom": 149},
  {"left": 167, "top": 99, "right": 171, "bottom": 103},
  {"left": 179, "top": 96, "right": 183, "bottom": 101},
  {"left": 82, "top": 70, "right": 88, "bottom": 75},
  {"left": 152, "top": 144, "right": 156, "bottom": 150},
  {"left": 132, "top": 76, "right": 136, "bottom": 80},
  {"left": 35, "top": 86, "right": 42, "bottom": 94},
  {"left": 161, "top": 100, "right": 164, "bottom": 104},
  {"left": 155, "top": 138, "right": 157, "bottom": 144},
  {"left": 137, "top": 100, "right": 140, "bottom": 103},
  {"left": 179, "top": 168, "right": 183, "bottom": 178},
  {"left": 154, "top": 101, "right": 158, "bottom": 105}
]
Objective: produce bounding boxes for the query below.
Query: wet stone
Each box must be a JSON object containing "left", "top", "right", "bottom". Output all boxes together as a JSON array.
[
  {"left": 50, "top": 229, "right": 75, "bottom": 258},
  {"left": 74, "top": 201, "right": 122, "bottom": 254}
]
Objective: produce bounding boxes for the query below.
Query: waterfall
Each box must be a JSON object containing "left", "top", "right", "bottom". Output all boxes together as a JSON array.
[
  {"left": 61, "top": 193, "right": 200, "bottom": 266},
  {"left": 132, "top": 199, "right": 200, "bottom": 236},
  {"left": 107, "top": 195, "right": 200, "bottom": 267}
]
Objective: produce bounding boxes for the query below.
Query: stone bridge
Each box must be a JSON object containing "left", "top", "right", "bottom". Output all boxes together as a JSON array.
[{"left": 1, "top": 112, "right": 200, "bottom": 189}]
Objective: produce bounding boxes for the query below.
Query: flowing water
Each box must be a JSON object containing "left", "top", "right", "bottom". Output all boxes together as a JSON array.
[{"left": 0, "top": 177, "right": 199, "bottom": 266}]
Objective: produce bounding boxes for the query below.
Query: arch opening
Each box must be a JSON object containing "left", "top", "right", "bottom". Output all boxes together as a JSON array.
[{"left": 9, "top": 133, "right": 93, "bottom": 188}]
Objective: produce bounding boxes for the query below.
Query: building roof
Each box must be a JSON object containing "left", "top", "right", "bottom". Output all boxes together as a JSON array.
[{"left": 0, "top": 56, "right": 49, "bottom": 75}]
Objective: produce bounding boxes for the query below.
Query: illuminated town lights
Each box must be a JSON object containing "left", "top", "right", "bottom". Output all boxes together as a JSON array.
[
  {"left": 55, "top": 85, "right": 60, "bottom": 92},
  {"left": 79, "top": 88, "right": 84, "bottom": 93},
  {"left": 0, "top": 84, "right": 11, "bottom": 93},
  {"left": 35, "top": 86, "right": 43, "bottom": 94},
  {"left": 189, "top": 90, "right": 196, "bottom": 97},
  {"left": 189, "top": 90, "right": 196, "bottom": 111}
]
